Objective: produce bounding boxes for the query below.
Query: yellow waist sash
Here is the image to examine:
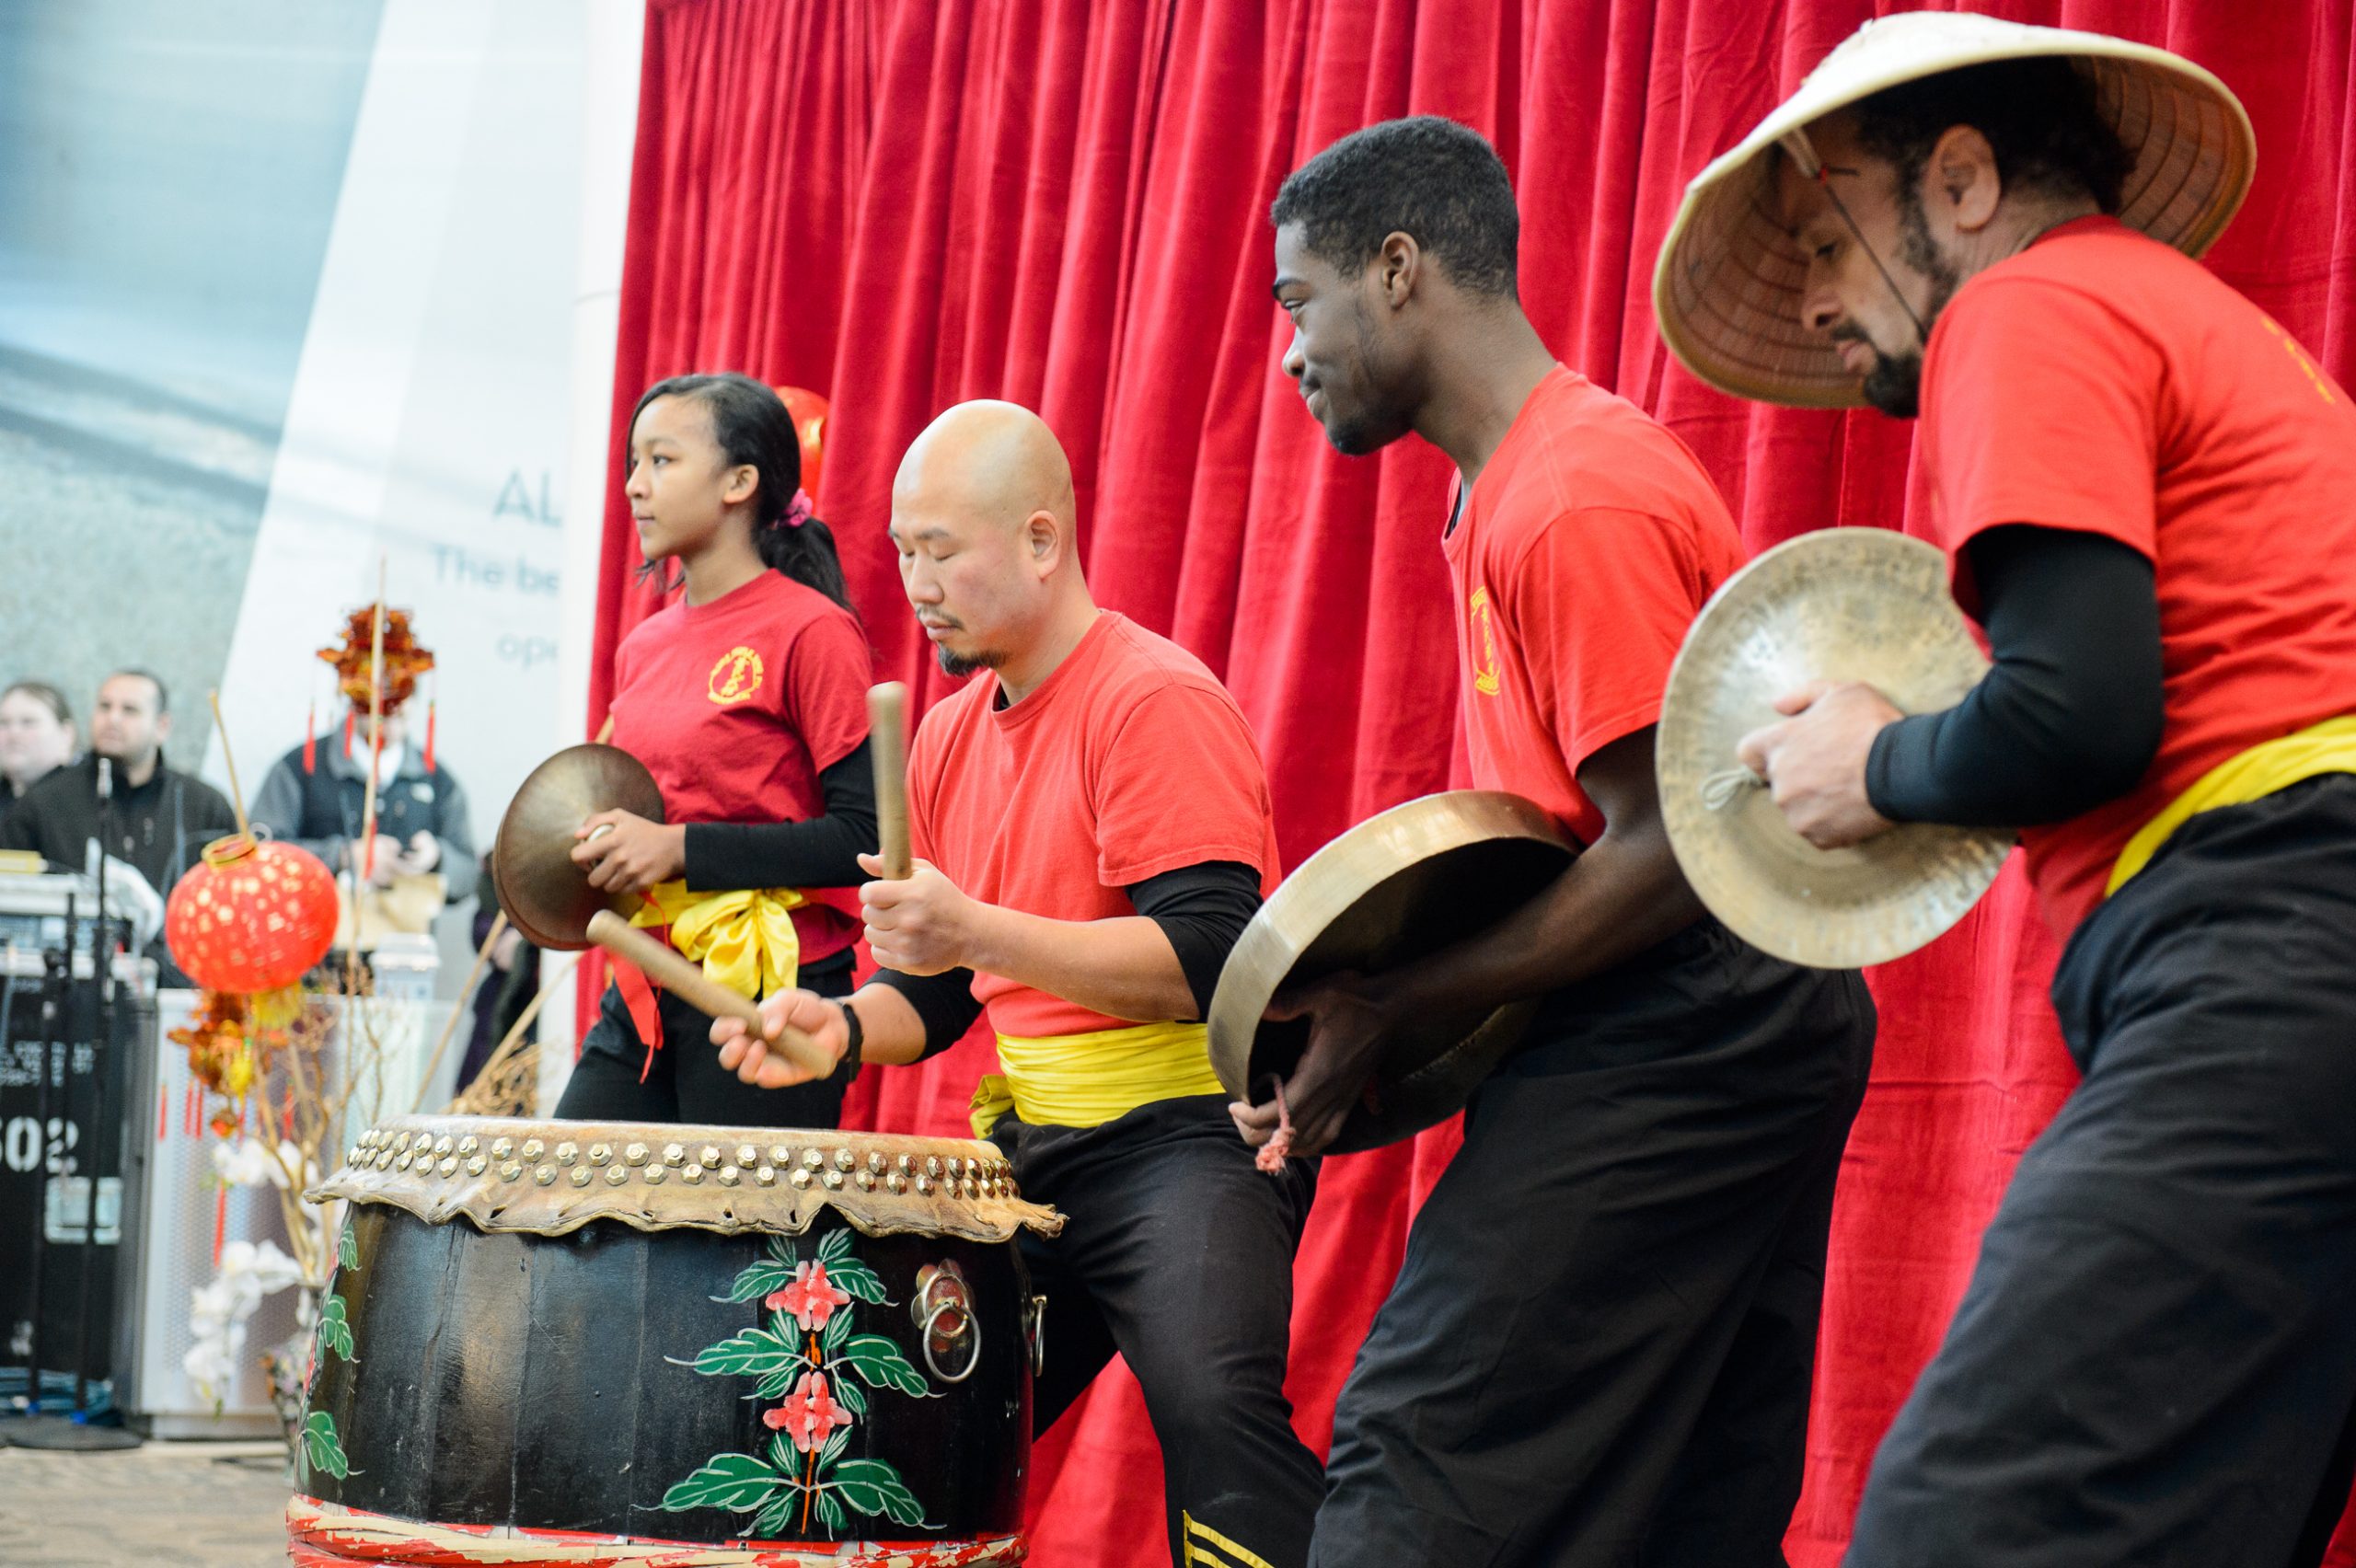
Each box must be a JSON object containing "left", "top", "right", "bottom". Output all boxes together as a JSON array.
[
  {"left": 969, "top": 1020, "right": 1227, "bottom": 1137},
  {"left": 634, "top": 879, "right": 805, "bottom": 999},
  {"left": 2108, "top": 715, "right": 2356, "bottom": 894}
]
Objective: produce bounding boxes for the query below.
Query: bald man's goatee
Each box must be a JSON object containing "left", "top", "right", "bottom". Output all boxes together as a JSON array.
[{"left": 937, "top": 646, "right": 1008, "bottom": 679}]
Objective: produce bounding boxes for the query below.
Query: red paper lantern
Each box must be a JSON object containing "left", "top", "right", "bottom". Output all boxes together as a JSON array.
[
  {"left": 166, "top": 834, "right": 340, "bottom": 996},
  {"left": 774, "top": 385, "right": 829, "bottom": 505}
]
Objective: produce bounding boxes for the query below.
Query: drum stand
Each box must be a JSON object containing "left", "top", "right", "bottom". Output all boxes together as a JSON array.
[{"left": 8, "top": 893, "right": 141, "bottom": 1451}]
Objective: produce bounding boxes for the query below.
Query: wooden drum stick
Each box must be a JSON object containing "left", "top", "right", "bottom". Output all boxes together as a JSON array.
[
  {"left": 869, "top": 683, "right": 913, "bottom": 880},
  {"left": 585, "top": 910, "right": 837, "bottom": 1080}
]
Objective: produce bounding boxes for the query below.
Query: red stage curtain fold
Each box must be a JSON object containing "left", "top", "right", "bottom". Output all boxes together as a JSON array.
[{"left": 589, "top": 3, "right": 2356, "bottom": 1562}]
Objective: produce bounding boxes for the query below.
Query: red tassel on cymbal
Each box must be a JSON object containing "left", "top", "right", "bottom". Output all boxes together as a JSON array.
[{"left": 302, "top": 700, "right": 316, "bottom": 775}]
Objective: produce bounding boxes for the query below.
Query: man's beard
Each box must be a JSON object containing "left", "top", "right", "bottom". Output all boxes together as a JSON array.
[
  {"left": 935, "top": 645, "right": 1006, "bottom": 679},
  {"left": 1854, "top": 188, "right": 1962, "bottom": 420}
]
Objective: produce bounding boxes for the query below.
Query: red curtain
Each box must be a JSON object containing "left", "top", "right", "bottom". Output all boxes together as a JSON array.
[{"left": 588, "top": 3, "right": 2356, "bottom": 1562}]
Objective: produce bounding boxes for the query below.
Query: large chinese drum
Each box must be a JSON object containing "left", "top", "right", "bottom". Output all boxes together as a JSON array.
[{"left": 287, "top": 1116, "right": 1062, "bottom": 1567}]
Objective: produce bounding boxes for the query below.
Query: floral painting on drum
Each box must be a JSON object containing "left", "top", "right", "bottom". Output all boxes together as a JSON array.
[{"left": 659, "top": 1228, "right": 936, "bottom": 1539}]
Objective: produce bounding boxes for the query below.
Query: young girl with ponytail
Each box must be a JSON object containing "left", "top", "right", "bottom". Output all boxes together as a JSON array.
[{"left": 558, "top": 373, "right": 877, "bottom": 1126}]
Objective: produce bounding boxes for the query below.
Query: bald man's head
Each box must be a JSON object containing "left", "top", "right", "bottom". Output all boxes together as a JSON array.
[{"left": 890, "top": 401, "right": 1089, "bottom": 678}]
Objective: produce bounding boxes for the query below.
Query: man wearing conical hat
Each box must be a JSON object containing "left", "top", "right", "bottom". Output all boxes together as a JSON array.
[{"left": 1658, "top": 13, "right": 2356, "bottom": 1562}]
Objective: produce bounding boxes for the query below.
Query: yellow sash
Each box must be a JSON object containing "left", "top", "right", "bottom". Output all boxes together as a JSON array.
[
  {"left": 968, "top": 1020, "right": 1228, "bottom": 1137},
  {"left": 634, "top": 879, "right": 806, "bottom": 1000},
  {"left": 2108, "top": 715, "right": 2356, "bottom": 894}
]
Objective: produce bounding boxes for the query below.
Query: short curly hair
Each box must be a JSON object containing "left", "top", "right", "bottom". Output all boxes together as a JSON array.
[{"left": 1272, "top": 116, "right": 1519, "bottom": 299}]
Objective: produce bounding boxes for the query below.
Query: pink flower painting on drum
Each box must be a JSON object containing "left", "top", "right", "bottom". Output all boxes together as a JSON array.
[
  {"left": 763, "top": 1370, "right": 854, "bottom": 1452},
  {"left": 767, "top": 1261, "right": 853, "bottom": 1332}
]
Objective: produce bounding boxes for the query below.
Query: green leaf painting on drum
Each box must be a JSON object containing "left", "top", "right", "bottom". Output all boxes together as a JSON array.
[
  {"left": 298, "top": 1410, "right": 353, "bottom": 1483},
  {"left": 336, "top": 1220, "right": 359, "bottom": 1273},
  {"left": 316, "top": 1296, "right": 356, "bottom": 1366},
  {"left": 659, "top": 1231, "right": 937, "bottom": 1540}
]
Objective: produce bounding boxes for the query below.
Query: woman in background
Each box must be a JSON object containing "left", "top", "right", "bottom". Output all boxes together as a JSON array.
[
  {"left": 0, "top": 681, "right": 77, "bottom": 833},
  {"left": 556, "top": 374, "right": 877, "bottom": 1126}
]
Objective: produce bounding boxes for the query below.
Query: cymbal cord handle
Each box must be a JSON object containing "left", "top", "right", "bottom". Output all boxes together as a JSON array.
[
  {"left": 583, "top": 910, "right": 837, "bottom": 1080},
  {"left": 1700, "top": 767, "right": 1768, "bottom": 812},
  {"left": 870, "top": 683, "right": 913, "bottom": 880}
]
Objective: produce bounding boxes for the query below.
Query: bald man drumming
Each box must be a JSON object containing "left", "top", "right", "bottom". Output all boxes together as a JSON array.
[{"left": 715, "top": 400, "right": 1324, "bottom": 1568}]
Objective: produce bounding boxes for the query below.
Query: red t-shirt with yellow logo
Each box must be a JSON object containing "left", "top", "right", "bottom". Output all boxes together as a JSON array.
[
  {"left": 907, "top": 612, "right": 1279, "bottom": 1039},
  {"left": 1911, "top": 215, "right": 2356, "bottom": 935},
  {"left": 608, "top": 569, "right": 872, "bottom": 962},
  {"left": 1443, "top": 366, "right": 1747, "bottom": 846}
]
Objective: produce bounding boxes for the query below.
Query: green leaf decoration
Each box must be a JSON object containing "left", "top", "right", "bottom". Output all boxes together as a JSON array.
[
  {"left": 830, "top": 1371, "right": 869, "bottom": 1416},
  {"left": 829, "top": 1458, "right": 929, "bottom": 1527},
  {"left": 749, "top": 1487, "right": 803, "bottom": 1540},
  {"left": 659, "top": 1453, "right": 785, "bottom": 1513},
  {"left": 814, "top": 1487, "right": 848, "bottom": 1535},
  {"left": 689, "top": 1326, "right": 802, "bottom": 1378},
  {"left": 821, "top": 1306, "right": 855, "bottom": 1356},
  {"left": 751, "top": 1366, "right": 797, "bottom": 1401},
  {"left": 768, "top": 1433, "right": 800, "bottom": 1473},
  {"left": 820, "top": 1425, "right": 851, "bottom": 1469},
  {"left": 817, "top": 1228, "right": 853, "bottom": 1266},
  {"left": 316, "top": 1297, "right": 355, "bottom": 1366},
  {"left": 301, "top": 1410, "right": 352, "bottom": 1482},
  {"left": 826, "top": 1256, "right": 891, "bottom": 1306},
  {"left": 839, "top": 1334, "right": 931, "bottom": 1398},
  {"left": 336, "top": 1224, "right": 359, "bottom": 1272},
  {"left": 711, "top": 1237, "right": 800, "bottom": 1305}
]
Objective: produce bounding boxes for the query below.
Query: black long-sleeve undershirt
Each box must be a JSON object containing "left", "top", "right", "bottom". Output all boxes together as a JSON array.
[
  {"left": 867, "top": 859, "right": 1264, "bottom": 1059},
  {"left": 1865, "top": 525, "right": 2165, "bottom": 827},
  {"left": 681, "top": 737, "right": 879, "bottom": 893}
]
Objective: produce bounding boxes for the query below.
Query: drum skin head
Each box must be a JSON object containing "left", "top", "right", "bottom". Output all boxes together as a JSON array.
[
  {"left": 491, "top": 744, "right": 664, "bottom": 951},
  {"left": 1656, "top": 527, "right": 2014, "bottom": 969},
  {"left": 1207, "top": 790, "right": 1575, "bottom": 1153}
]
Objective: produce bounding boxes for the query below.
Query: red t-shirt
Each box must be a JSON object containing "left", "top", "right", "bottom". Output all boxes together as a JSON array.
[
  {"left": 1911, "top": 216, "right": 2356, "bottom": 935},
  {"left": 907, "top": 612, "right": 1280, "bottom": 1039},
  {"left": 607, "top": 570, "right": 872, "bottom": 962},
  {"left": 1444, "top": 366, "right": 1749, "bottom": 845}
]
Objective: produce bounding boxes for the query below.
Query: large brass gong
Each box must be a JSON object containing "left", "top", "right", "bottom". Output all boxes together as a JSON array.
[
  {"left": 1656, "top": 527, "right": 2014, "bottom": 969},
  {"left": 1207, "top": 790, "right": 1575, "bottom": 1153}
]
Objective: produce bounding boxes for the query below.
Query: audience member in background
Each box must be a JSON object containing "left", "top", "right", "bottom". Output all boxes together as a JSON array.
[
  {"left": 250, "top": 705, "right": 479, "bottom": 909},
  {"left": 0, "top": 680, "right": 78, "bottom": 832},
  {"left": 457, "top": 851, "right": 538, "bottom": 1091},
  {"left": 1, "top": 670, "right": 240, "bottom": 977}
]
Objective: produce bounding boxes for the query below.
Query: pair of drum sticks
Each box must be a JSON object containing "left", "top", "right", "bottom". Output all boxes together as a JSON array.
[{"left": 585, "top": 683, "right": 913, "bottom": 1078}]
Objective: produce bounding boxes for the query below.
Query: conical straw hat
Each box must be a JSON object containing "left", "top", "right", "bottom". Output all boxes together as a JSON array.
[
  {"left": 1653, "top": 12, "right": 2255, "bottom": 409},
  {"left": 1657, "top": 528, "right": 2014, "bottom": 968}
]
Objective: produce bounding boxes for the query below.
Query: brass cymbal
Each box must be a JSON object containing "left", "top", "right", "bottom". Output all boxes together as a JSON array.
[
  {"left": 1657, "top": 527, "right": 2014, "bottom": 968},
  {"left": 1207, "top": 790, "right": 1575, "bottom": 1153},
  {"left": 491, "top": 744, "right": 664, "bottom": 951}
]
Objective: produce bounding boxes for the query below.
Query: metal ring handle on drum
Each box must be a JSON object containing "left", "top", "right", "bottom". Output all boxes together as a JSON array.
[{"left": 919, "top": 1296, "right": 981, "bottom": 1384}]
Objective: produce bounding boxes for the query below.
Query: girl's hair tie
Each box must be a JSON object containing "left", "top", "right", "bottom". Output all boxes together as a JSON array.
[{"left": 779, "top": 489, "right": 814, "bottom": 529}]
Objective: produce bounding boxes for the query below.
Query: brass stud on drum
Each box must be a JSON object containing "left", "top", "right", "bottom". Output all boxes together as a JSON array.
[
  {"left": 570, "top": 1168, "right": 592, "bottom": 1188},
  {"left": 735, "top": 1145, "right": 758, "bottom": 1170},
  {"left": 555, "top": 1142, "right": 579, "bottom": 1167},
  {"left": 499, "top": 1161, "right": 522, "bottom": 1182},
  {"left": 803, "top": 1149, "right": 825, "bottom": 1170},
  {"left": 624, "top": 1143, "right": 648, "bottom": 1167},
  {"left": 680, "top": 1164, "right": 703, "bottom": 1185},
  {"left": 926, "top": 1156, "right": 943, "bottom": 1179},
  {"left": 699, "top": 1146, "right": 722, "bottom": 1170},
  {"left": 643, "top": 1166, "right": 665, "bottom": 1185},
  {"left": 822, "top": 1170, "right": 844, "bottom": 1191},
  {"left": 606, "top": 1166, "right": 629, "bottom": 1187},
  {"left": 457, "top": 1136, "right": 479, "bottom": 1158},
  {"left": 769, "top": 1144, "right": 793, "bottom": 1168},
  {"left": 522, "top": 1138, "right": 546, "bottom": 1161},
  {"left": 587, "top": 1144, "right": 612, "bottom": 1167},
  {"left": 491, "top": 1137, "right": 514, "bottom": 1160},
  {"left": 534, "top": 1166, "right": 557, "bottom": 1186},
  {"left": 756, "top": 1167, "right": 777, "bottom": 1186},
  {"left": 717, "top": 1167, "right": 741, "bottom": 1188},
  {"left": 433, "top": 1136, "right": 455, "bottom": 1158},
  {"left": 867, "top": 1151, "right": 887, "bottom": 1174},
  {"left": 395, "top": 1152, "right": 413, "bottom": 1171},
  {"left": 393, "top": 1133, "right": 411, "bottom": 1154},
  {"left": 917, "top": 1175, "right": 935, "bottom": 1195},
  {"left": 834, "top": 1148, "right": 856, "bottom": 1171},
  {"left": 887, "top": 1173, "right": 909, "bottom": 1194},
  {"left": 856, "top": 1171, "right": 877, "bottom": 1192},
  {"left": 663, "top": 1143, "right": 686, "bottom": 1167},
  {"left": 466, "top": 1156, "right": 487, "bottom": 1177},
  {"left": 437, "top": 1157, "right": 458, "bottom": 1178}
]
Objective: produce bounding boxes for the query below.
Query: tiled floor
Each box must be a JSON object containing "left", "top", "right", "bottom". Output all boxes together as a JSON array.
[{"left": 0, "top": 1437, "right": 291, "bottom": 1566}]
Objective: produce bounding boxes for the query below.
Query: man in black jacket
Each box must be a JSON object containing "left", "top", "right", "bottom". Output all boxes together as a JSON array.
[{"left": 2, "top": 670, "right": 238, "bottom": 975}]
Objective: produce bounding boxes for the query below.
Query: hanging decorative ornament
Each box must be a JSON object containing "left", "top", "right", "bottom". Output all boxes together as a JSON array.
[
  {"left": 318, "top": 602, "right": 435, "bottom": 715},
  {"left": 165, "top": 833, "right": 341, "bottom": 1026},
  {"left": 774, "top": 386, "right": 830, "bottom": 505}
]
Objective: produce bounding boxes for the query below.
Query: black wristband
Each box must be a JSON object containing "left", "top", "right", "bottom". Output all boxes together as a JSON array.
[{"left": 837, "top": 997, "right": 864, "bottom": 1069}]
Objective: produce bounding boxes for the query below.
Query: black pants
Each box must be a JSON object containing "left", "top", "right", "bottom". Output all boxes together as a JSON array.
[
  {"left": 1311, "top": 918, "right": 1877, "bottom": 1568},
  {"left": 1848, "top": 775, "right": 2356, "bottom": 1567},
  {"left": 992, "top": 1094, "right": 1326, "bottom": 1568},
  {"left": 554, "top": 955, "right": 855, "bottom": 1127}
]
